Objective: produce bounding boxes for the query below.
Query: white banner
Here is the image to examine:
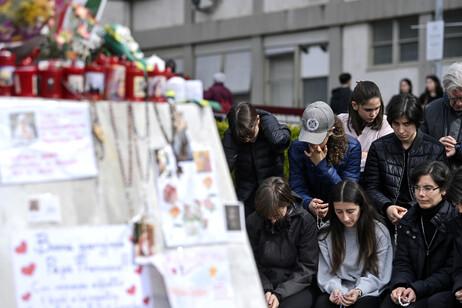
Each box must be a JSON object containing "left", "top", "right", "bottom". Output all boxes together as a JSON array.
[
  {"left": 11, "top": 225, "right": 154, "bottom": 308},
  {"left": 426, "top": 20, "right": 444, "bottom": 61},
  {"left": 0, "top": 99, "right": 97, "bottom": 184}
]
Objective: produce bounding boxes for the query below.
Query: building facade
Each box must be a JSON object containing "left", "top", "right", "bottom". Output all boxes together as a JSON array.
[{"left": 102, "top": 0, "right": 462, "bottom": 107}]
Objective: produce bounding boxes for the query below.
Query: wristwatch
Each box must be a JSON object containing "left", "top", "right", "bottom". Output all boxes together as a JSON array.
[{"left": 354, "top": 288, "right": 363, "bottom": 297}]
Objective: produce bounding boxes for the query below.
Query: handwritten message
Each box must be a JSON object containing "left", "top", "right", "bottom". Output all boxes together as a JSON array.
[
  {"left": 153, "top": 246, "right": 234, "bottom": 308},
  {"left": 0, "top": 99, "right": 97, "bottom": 184},
  {"left": 11, "top": 225, "right": 154, "bottom": 308}
]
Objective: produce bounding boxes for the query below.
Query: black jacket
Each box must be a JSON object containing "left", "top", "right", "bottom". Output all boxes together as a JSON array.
[
  {"left": 246, "top": 205, "right": 318, "bottom": 300},
  {"left": 223, "top": 108, "right": 291, "bottom": 205},
  {"left": 448, "top": 215, "right": 462, "bottom": 294},
  {"left": 391, "top": 200, "right": 457, "bottom": 298},
  {"left": 330, "top": 86, "right": 352, "bottom": 115},
  {"left": 421, "top": 95, "right": 462, "bottom": 170},
  {"left": 363, "top": 131, "right": 446, "bottom": 213}
]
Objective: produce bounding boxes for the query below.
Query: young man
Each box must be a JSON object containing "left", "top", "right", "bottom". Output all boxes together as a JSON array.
[
  {"left": 330, "top": 72, "right": 353, "bottom": 115},
  {"left": 223, "top": 102, "right": 291, "bottom": 216}
]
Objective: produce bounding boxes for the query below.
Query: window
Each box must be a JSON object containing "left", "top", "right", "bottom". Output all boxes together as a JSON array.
[
  {"left": 371, "top": 16, "right": 418, "bottom": 65},
  {"left": 195, "top": 51, "right": 251, "bottom": 95},
  {"left": 372, "top": 20, "right": 393, "bottom": 65},
  {"left": 224, "top": 51, "right": 251, "bottom": 94},
  {"left": 303, "top": 77, "right": 328, "bottom": 104},
  {"left": 301, "top": 45, "right": 329, "bottom": 105},
  {"left": 267, "top": 53, "right": 294, "bottom": 107},
  {"left": 399, "top": 17, "right": 418, "bottom": 62},
  {"left": 443, "top": 9, "right": 462, "bottom": 59},
  {"left": 195, "top": 54, "right": 221, "bottom": 89}
]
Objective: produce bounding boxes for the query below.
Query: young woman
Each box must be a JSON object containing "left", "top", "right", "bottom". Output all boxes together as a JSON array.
[
  {"left": 363, "top": 94, "right": 446, "bottom": 232},
  {"left": 338, "top": 81, "right": 393, "bottom": 171},
  {"left": 223, "top": 102, "right": 291, "bottom": 216},
  {"left": 246, "top": 177, "right": 318, "bottom": 308},
  {"left": 388, "top": 79, "right": 419, "bottom": 110},
  {"left": 380, "top": 161, "right": 457, "bottom": 308},
  {"left": 289, "top": 101, "right": 361, "bottom": 225},
  {"left": 418, "top": 74, "right": 444, "bottom": 107},
  {"left": 315, "top": 180, "right": 393, "bottom": 308}
]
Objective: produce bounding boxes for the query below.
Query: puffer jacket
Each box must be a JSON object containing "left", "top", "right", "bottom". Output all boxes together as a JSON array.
[
  {"left": 288, "top": 135, "right": 361, "bottom": 209},
  {"left": 246, "top": 204, "right": 318, "bottom": 300},
  {"left": 391, "top": 200, "right": 457, "bottom": 298},
  {"left": 363, "top": 131, "right": 446, "bottom": 213},
  {"left": 222, "top": 108, "right": 291, "bottom": 207},
  {"left": 448, "top": 214, "right": 462, "bottom": 294}
]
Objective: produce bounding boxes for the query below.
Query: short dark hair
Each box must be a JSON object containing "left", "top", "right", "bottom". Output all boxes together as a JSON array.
[
  {"left": 386, "top": 94, "right": 423, "bottom": 129},
  {"left": 255, "top": 177, "right": 295, "bottom": 220},
  {"left": 446, "top": 167, "right": 462, "bottom": 205},
  {"left": 410, "top": 161, "right": 451, "bottom": 191},
  {"left": 348, "top": 81, "right": 385, "bottom": 135},
  {"left": 232, "top": 102, "right": 258, "bottom": 143},
  {"left": 339, "top": 73, "right": 352, "bottom": 85}
]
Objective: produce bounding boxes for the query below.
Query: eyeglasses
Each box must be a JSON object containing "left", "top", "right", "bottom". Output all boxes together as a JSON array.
[
  {"left": 413, "top": 185, "right": 440, "bottom": 193},
  {"left": 449, "top": 96, "right": 462, "bottom": 104}
]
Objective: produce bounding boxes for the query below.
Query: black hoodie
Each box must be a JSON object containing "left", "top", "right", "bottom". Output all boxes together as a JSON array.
[{"left": 330, "top": 86, "right": 352, "bottom": 115}]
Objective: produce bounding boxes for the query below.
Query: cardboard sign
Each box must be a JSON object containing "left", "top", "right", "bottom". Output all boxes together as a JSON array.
[
  {"left": 153, "top": 246, "right": 234, "bottom": 308},
  {"left": 11, "top": 225, "right": 153, "bottom": 308},
  {"left": 0, "top": 99, "right": 98, "bottom": 184}
]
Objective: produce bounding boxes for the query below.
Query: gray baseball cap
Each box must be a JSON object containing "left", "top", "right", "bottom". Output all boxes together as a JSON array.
[{"left": 299, "top": 101, "right": 335, "bottom": 144}]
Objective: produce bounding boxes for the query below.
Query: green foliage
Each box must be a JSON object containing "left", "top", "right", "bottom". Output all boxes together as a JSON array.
[
  {"left": 216, "top": 119, "right": 229, "bottom": 140},
  {"left": 215, "top": 119, "right": 300, "bottom": 179}
]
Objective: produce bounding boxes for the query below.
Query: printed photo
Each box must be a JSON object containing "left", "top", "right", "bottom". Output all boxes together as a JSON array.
[
  {"left": 134, "top": 221, "right": 155, "bottom": 257},
  {"left": 224, "top": 204, "right": 243, "bottom": 231},
  {"left": 193, "top": 150, "right": 212, "bottom": 173},
  {"left": 10, "top": 112, "right": 38, "bottom": 145}
]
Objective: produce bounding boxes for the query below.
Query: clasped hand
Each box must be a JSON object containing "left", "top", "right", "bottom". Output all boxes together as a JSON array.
[{"left": 329, "top": 289, "right": 360, "bottom": 306}]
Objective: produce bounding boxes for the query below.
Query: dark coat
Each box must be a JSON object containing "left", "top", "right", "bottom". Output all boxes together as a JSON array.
[
  {"left": 363, "top": 131, "right": 446, "bottom": 214},
  {"left": 223, "top": 109, "right": 291, "bottom": 207},
  {"left": 288, "top": 135, "right": 361, "bottom": 209},
  {"left": 246, "top": 204, "right": 318, "bottom": 300},
  {"left": 421, "top": 95, "right": 462, "bottom": 170},
  {"left": 448, "top": 215, "right": 462, "bottom": 294},
  {"left": 330, "top": 87, "right": 352, "bottom": 115},
  {"left": 418, "top": 91, "right": 443, "bottom": 107},
  {"left": 204, "top": 82, "right": 233, "bottom": 113},
  {"left": 391, "top": 200, "right": 457, "bottom": 298}
]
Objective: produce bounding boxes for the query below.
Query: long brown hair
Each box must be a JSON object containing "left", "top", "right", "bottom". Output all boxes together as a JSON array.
[
  {"left": 254, "top": 177, "right": 295, "bottom": 220},
  {"left": 321, "top": 180, "right": 381, "bottom": 276},
  {"left": 326, "top": 117, "right": 348, "bottom": 166},
  {"left": 348, "top": 81, "right": 385, "bottom": 135}
]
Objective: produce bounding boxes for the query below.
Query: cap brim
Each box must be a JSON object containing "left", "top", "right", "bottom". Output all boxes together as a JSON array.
[{"left": 298, "top": 128, "right": 328, "bottom": 144}]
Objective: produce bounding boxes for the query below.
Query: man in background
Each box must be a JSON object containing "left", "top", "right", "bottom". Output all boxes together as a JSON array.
[{"left": 330, "top": 72, "right": 352, "bottom": 115}]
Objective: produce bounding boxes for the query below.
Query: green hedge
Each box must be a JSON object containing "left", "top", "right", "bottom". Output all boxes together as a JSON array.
[{"left": 216, "top": 120, "right": 300, "bottom": 178}]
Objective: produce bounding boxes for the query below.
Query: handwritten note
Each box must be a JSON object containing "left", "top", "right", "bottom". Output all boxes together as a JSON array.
[
  {"left": 153, "top": 246, "right": 234, "bottom": 308},
  {"left": 11, "top": 225, "right": 154, "bottom": 308},
  {"left": 0, "top": 99, "right": 97, "bottom": 184}
]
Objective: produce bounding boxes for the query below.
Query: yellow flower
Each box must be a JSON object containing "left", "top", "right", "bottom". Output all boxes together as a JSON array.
[{"left": 0, "top": 0, "right": 13, "bottom": 15}]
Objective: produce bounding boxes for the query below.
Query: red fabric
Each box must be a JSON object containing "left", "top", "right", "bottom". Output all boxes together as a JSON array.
[{"left": 204, "top": 82, "right": 233, "bottom": 113}]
